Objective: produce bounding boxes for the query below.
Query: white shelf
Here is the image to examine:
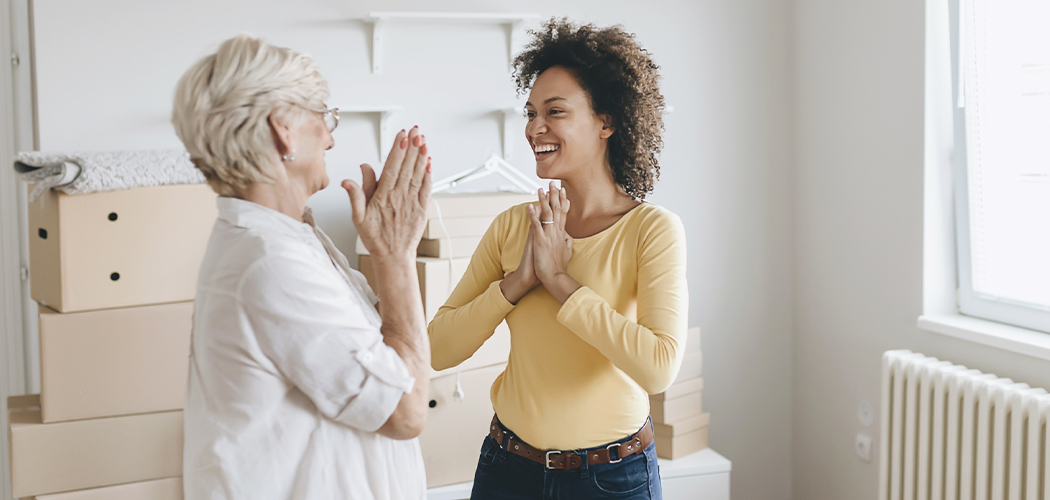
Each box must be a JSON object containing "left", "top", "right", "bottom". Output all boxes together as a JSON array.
[
  {"left": 500, "top": 107, "right": 523, "bottom": 159},
  {"left": 337, "top": 106, "right": 404, "bottom": 161},
  {"left": 368, "top": 12, "right": 541, "bottom": 22},
  {"left": 364, "top": 12, "right": 541, "bottom": 73}
]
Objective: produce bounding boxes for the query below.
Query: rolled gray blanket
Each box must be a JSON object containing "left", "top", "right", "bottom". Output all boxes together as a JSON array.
[{"left": 14, "top": 149, "right": 206, "bottom": 202}]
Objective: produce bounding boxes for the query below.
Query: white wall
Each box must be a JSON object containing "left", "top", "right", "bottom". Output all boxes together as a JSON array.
[
  {"left": 791, "top": 1, "right": 1050, "bottom": 498},
  {"left": 23, "top": 1, "right": 795, "bottom": 499}
]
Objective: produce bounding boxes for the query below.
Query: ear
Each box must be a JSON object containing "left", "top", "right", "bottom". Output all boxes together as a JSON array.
[
  {"left": 598, "top": 114, "right": 615, "bottom": 140},
  {"left": 268, "top": 110, "right": 294, "bottom": 158}
]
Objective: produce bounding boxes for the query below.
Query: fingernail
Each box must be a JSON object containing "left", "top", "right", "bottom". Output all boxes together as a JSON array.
[
  {"left": 400, "top": 137, "right": 408, "bottom": 149},
  {"left": 412, "top": 125, "right": 418, "bottom": 129}
]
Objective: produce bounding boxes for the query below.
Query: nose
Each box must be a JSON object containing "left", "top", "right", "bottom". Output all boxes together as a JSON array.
[
  {"left": 325, "top": 128, "right": 334, "bottom": 150},
  {"left": 525, "top": 115, "right": 547, "bottom": 142}
]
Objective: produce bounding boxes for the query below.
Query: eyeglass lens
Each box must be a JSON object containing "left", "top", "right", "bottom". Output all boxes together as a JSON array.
[{"left": 325, "top": 109, "right": 339, "bottom": 132}]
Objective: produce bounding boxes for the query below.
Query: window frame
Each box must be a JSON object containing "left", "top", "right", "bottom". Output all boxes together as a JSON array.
[{"left": 949, "top": 0, "right": 1050, "bottom": 334}]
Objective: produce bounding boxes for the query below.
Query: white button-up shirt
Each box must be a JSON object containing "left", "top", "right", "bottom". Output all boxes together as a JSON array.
[{"left": 184, "top": 197, "right": 425, "bottom": 500}]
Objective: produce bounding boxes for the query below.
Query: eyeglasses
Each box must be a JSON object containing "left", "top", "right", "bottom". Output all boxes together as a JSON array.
[{"left": 316, "top": 107, "right": 339, "bottom": 132}]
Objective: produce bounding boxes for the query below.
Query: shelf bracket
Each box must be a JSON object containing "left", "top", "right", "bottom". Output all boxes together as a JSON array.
[
  {"left": 341, "top": 107, "right": 404, "bottom": 161},
  {"left": 508, "top": 20, "right": 525, "bottom": 73},
  {"left": 500, "top": 107, "right": 522, "bottom": 159},
  {"left": 370, "top": 17, "right": 386, "bottom": 74}
]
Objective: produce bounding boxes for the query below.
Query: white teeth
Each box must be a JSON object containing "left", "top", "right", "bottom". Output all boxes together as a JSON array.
[{"left": 534, "top": 144, "right": 559, "bottom": 153}]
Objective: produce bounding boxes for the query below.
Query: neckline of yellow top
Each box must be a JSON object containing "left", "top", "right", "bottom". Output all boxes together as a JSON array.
[{"left": 567, "top": 201, "right": 649, "bottom": 243}]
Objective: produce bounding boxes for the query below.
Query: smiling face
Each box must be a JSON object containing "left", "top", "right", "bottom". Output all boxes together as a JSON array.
[{"left": 525, "top": 66, "right": 614, "bottom": 180}]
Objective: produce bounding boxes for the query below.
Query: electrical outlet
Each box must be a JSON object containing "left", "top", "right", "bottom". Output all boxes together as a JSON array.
[{"left": 855, "top": 433, "right": 872, "bottom": 462}]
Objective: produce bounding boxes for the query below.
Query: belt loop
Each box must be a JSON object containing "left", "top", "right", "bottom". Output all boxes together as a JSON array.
[
  {"left": 502, "top": 435, "right": 512, "bottom": 453},
  {"left": 578, "top": 449, "right": 590, "bottom": 479}
]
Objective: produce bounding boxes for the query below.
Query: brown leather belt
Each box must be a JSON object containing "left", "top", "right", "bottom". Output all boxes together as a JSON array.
[{"left": 488, "top": 415, "right": 654, "bottom": 471}]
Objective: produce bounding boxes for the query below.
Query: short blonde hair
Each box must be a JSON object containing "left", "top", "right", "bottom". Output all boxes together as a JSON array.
[{"left": 172, "top": 34, "right": 329, "bottom": 196}]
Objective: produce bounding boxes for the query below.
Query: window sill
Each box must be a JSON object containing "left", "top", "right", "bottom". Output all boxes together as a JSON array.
[{"left": 918, "top": 313, "right": 1050, "bottom": 361}]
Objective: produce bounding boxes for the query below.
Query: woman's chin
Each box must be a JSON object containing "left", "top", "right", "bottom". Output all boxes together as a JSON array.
[{"left": 535, "top": 163, "right": 557, "bottom": 180}]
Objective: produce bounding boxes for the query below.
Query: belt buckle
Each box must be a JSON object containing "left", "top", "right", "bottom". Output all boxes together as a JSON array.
[
  {"left": 545, "top": 450, "right": 562, "bottom": 469},
  {"left": 606, "top": 443, "right": 623, "bottom": 464}
]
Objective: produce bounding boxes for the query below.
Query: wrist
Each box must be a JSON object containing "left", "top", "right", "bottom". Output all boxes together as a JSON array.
[
  {"left": 500, "top": 271, "right": 532, "bottom": 305},
  {"left": 536, "top": 268, "right": 562, "bottom": 286},
  {"left": 369, "top": 250, "right": 417, "bottom": 267},
  {"left": 543, "top": 271, "right": 582, "bottom": 305}
]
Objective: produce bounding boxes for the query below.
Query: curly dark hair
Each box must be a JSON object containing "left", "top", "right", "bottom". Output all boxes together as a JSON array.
[{"left": 512, "top": 18, "right": 665, "bottom": 200}]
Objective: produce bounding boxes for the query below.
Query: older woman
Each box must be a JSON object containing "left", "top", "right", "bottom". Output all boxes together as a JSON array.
[
  {"left": 172, "top": 34, "right": 433, "bottom": 499},
  {"left": 428, "top": 19, "right": 686, "bottom": 499}
]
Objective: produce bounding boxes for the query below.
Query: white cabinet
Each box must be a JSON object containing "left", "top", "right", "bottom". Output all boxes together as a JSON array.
[
  {"left": 657, "top": 448, "right": 732, "bottom": 499},
  {"left": 427, "top": 448, "right": 731, "bottom": 500}
]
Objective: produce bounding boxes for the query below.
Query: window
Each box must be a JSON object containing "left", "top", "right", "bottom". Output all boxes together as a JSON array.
[{"left": 951, "top": 0, "right": 1050, "bottom": 333}]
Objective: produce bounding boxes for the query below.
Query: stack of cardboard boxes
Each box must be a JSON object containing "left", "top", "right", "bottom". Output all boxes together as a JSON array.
[
  {"left": 651, "top": 326, "right": 709, "bottom": 459},
  {"left": 356, "top": 191, "right": 532, "bottom": 488},
  {"left": 9, "top": 184, "right": 217, "bottom": 499}
]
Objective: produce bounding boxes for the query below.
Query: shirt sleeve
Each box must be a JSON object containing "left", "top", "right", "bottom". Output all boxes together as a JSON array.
[
  {"left": 239, "top": 254, "right": 415, "bottom": 432},
  {"left": 427, "top": 207, "right": 519, "bottom": 371},
  {"left": 555, "top": 209, "right": 689, "bottom": 394}
]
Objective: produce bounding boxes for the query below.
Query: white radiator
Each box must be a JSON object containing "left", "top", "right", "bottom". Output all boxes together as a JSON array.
[{"left": 879, "top": 350, "right": 1050, "bottom": 500}]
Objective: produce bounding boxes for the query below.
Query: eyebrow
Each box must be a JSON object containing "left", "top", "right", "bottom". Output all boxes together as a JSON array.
[{"left": 525, "top": 97, "right": 568, "bottom": 107}]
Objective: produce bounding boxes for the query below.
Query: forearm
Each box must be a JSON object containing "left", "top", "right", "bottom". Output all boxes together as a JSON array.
[
  {"left": 371, "top": 253, "right": 429, "bottom": 359},
  {"left": 499, "top": 269, "right": 537, "bottom": 304},
  {"left": 557, "top": 287, "right": 686, "bottom": 394},
  {"left": 370, "top": 252, "right": 431, "bottom": 438},
  {"left": 429, "top": 280, "right": 514, "bottom": 370}
]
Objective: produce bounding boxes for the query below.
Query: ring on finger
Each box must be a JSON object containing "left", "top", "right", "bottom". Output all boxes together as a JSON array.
[{"left": 541, "top": 220, "right": 554, "bottom": 225}]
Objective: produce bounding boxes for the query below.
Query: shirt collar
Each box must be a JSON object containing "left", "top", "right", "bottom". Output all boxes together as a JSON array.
[{"left": 216, "top": 197, "right": 316, "bottom": 238}]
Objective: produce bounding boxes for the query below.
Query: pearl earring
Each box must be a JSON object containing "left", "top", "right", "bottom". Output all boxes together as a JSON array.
[{"left": 282, "top": 149, "right": 296, "bottom": 162}]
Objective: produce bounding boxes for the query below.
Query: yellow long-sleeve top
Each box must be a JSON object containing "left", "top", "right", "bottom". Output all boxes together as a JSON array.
[{"left": 428, "top": 201, "right": 689, "bottom": 450}]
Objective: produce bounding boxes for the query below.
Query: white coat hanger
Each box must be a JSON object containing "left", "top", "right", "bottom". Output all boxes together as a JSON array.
[{"left": 431, "top": 154, "right": 541, "bottom": 194}]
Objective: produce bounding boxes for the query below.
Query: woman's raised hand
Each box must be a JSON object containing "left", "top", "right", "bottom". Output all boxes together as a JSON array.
[
  {"left": 342, "top": 126, "right": 432, "bottom": 259},
  {"left": 527, "top": 182, "right": 573, "bottom": 286},
  {"left": 498, "top": 189, "right": 546, "bottom": 304}
]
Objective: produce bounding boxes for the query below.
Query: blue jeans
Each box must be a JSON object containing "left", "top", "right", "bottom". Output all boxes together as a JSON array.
[{"left": 469, "top": 419, "right": 663, "bottom": 499}]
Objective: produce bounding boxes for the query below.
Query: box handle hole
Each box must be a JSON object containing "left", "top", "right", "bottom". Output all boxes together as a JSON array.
[
  {"left": 37, "top": 228, "right": 47, "bottom": 239},
  {"left": 429, "top": 400, "right": 437, "bottom": 408},
  {"left": 108, "top": 212, "right": 118, "bottom": 221},
  {"left": 110, "top": 272, "right": 120, "bottom": 281}
]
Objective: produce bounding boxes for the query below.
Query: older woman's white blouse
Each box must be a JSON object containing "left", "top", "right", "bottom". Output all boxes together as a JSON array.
[{"left": 183, "top": 197, "right": 426, "bottom": 500}]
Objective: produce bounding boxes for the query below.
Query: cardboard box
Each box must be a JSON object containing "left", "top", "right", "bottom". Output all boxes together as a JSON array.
[
  {"left": 654, "top": 425, "right": 709, "bottom": 460},
  {"left": 357, "top": 255, "right": 470, "bottom": 321},
  {"left": 651, "top": 377, "right": 703, "bottom": 402},
  {"left": 356, "top": 235, "right": 484, "bottom": 259},
  {"left": 416, "top": 236, "right": 484, "bottom": 259},
  {"left": 674, "top": 350, "right": 703, "bottom": 384},
  {"left": 427, "top": 192, "right": 534, "bottom": 219},
  {"left": 28, "top": 477, "right": 182, "bottom": 500},
  {"left": 652, "top": 412, "right": 710, "bottom": 437},
  {"left": 28, "top": 184, "right": 217, "bottom": 313},
  {"left": 423, "top": 216, "right": 495, "bottom": 239},
  {"left": 419, "top": 363, "right": 505, "bottom": 488},
  {"left": 8, "top": 396, "right": 182, "bottom": 498},
  {"left": 38, "top": 302, "right": 192, "bottom": 422},
  {"left": 650, "top": 390, "right": 703, "bottom": 424},
  {"left": 686, "top": 326, "right": 700, "bottom": 352}
]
